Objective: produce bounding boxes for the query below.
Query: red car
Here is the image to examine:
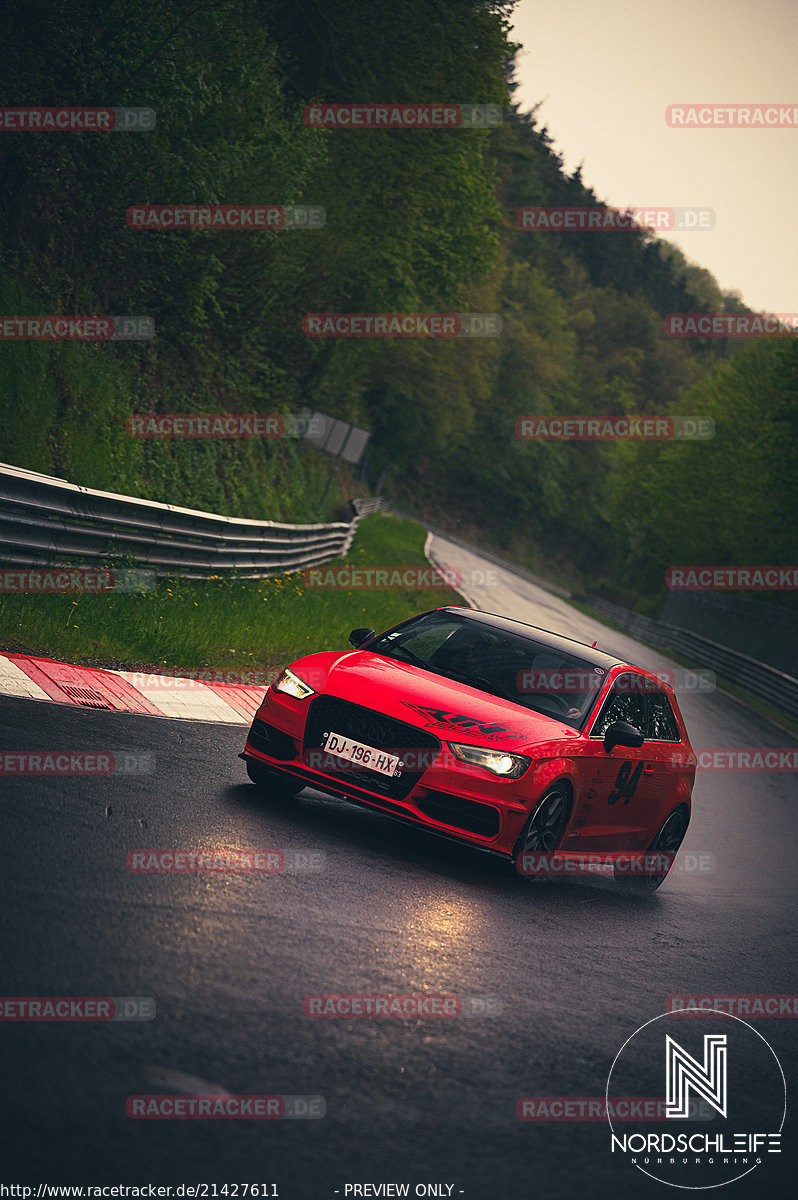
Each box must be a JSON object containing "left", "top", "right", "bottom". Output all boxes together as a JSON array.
[{"left": 240, "top": 607, "right": 696, "bottom": 890}]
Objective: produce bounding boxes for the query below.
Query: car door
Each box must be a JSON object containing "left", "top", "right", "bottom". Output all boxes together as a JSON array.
[
  {"left": 637, "top": 681, "right": 690, "bottom": 827},
  {"left": 576, "top": 671, "right": 656, "bottom": 849}
]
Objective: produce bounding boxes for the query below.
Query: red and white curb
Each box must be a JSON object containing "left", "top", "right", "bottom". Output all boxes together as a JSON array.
[{"left": 0, "top": 653, "right": 263, "bottom": 724}]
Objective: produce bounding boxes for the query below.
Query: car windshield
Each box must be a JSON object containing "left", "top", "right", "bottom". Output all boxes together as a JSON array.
[{"left": 367, "top": 611, "right": 607, "bottom": 728}]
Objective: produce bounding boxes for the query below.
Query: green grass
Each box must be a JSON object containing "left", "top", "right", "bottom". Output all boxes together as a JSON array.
[{"left": 0, "top": 513, "right": 464, "bottom": 675}]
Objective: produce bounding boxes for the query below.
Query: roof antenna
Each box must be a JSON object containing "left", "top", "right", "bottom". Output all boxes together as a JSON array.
[{"left": 591, "top": 640, "right": 598, "bottom": 647}]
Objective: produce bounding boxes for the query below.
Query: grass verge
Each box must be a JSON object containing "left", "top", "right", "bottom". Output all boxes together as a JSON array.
[{"left": 0, "top": 513, "right": 463, "bottom": 676}]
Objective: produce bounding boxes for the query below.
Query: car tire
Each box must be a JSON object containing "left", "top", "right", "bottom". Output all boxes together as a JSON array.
[
  {"left": 246, "top": 759, "right": 301, "bottom": 799},
  {"left": 615, "top": 806, "right": 689, "bottom": 892},
  {"left": 513, "top": 785, "right": 571, "bottom": 880}
]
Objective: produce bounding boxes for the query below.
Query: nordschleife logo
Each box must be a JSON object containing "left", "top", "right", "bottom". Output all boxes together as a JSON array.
[
  {"left": 606, "top": 1010, "right": 786, "bottom": 1189},
  {"left": 665, "top": 1033, "right": 727, "bottom": 1119}
]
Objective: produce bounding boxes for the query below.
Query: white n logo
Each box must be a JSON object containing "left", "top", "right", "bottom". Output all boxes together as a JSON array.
[{"left": 665, "top": 1034, "right": 727, "bottom": 1119}]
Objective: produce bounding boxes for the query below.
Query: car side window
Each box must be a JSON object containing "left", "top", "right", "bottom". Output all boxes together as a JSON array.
[
  {"left": 589, "top": 673, "right": 647, "bottom": 738},
  {"left": 645, "top": 689, "right": 682, "bottom": 742}
]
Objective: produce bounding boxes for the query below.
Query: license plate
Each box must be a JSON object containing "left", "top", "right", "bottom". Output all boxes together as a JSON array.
[{"left": 321, "top": 731, "right": 403, "bottom": 777}]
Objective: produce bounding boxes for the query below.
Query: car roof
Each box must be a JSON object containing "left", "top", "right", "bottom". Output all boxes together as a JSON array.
[{"left": 435, "top": 606, "right": 629, "bottom": 671}]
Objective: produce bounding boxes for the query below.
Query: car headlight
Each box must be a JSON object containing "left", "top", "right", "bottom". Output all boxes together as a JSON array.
[
  {"left": 272, "top": 668, "right": 315, "bottom": 700},
  {"left": 448, "top": 743, "right": 531, "bottom": 778}
]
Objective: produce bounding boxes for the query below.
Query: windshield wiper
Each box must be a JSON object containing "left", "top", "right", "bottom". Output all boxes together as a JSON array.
[
  {"left": 442, "top": 670, "right": 518, "bottom": 704},
  {"left": 474, "top": 675, "right": 517, "bottom": 702},
  {"left": 379, "top": 645, "right": 429, "bottom": 669}
]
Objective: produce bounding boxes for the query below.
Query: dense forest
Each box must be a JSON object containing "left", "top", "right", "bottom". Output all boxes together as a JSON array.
[{"left": 1, "top": 0, "right": 796, "bottom": 607}]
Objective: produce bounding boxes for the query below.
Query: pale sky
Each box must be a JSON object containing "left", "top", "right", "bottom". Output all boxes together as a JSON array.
[{"left": 510, "top": 0, "right": 798, "bottom": 313}]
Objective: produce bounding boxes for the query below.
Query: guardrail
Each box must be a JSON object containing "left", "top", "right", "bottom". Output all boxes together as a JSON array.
[
  {"left": 590, "top": 597, "right": 798, "bottom": 723},
  {"left": 0, "top": 463, "right": 359, "bottom": 579},
  {"left": 348, "top": 497, "right": 385, "bottom": 518}
]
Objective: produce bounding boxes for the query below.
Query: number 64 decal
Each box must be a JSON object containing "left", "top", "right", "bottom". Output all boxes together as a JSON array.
[{"left": 608, "top": 760, "right": 644, "bottom": 805}]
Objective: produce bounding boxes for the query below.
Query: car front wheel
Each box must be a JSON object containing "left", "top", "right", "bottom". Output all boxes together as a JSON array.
[{"left": 513, "top": 785, "right": 571, "bottom": 880}]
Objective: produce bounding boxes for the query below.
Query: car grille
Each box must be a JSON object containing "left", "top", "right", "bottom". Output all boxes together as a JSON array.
[{"left": 303, "top": 694, "right": 441, "bottom": 802}]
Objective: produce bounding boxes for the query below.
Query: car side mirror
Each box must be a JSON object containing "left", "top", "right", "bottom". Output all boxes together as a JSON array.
[
  {"left": 603, "top": 720, "right": 645, "bottom": 754},
  {"left": 349, "top": 627, "right": 376, "bottom": 648}
]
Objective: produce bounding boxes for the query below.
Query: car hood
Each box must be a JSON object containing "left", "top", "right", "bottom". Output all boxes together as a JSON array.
[{"left": 287, "top": 649, "right": 579, "bottom": 750}]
